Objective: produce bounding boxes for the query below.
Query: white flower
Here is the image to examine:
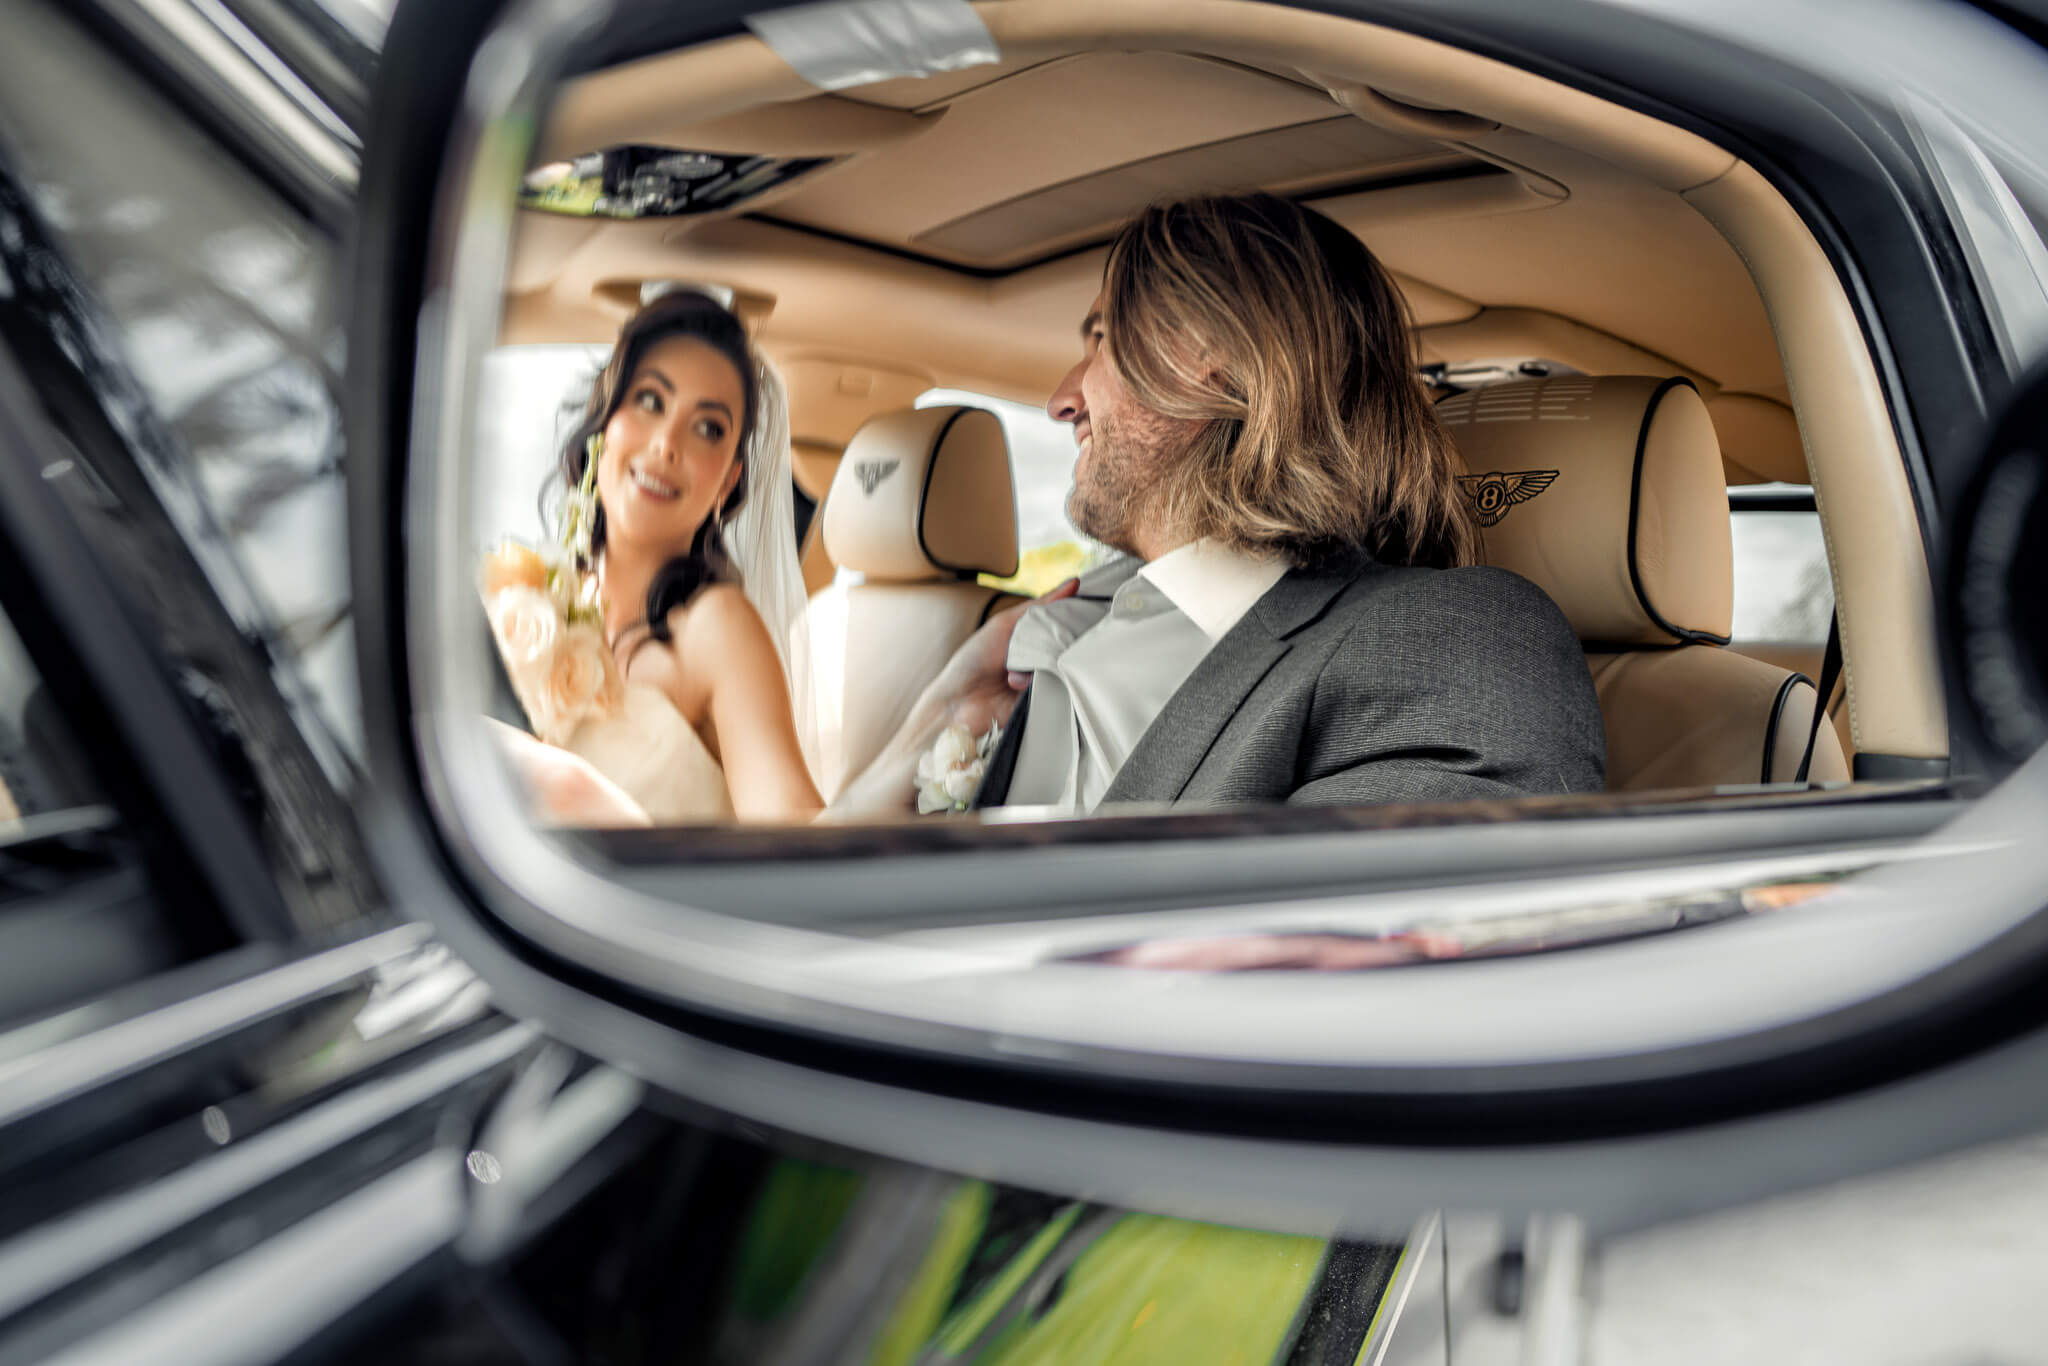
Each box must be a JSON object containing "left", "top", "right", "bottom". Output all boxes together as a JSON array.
[
  {"left": 931, "top": 724, "right": 975, "bottom": 769},
  {"left": 942, "top": 760, "right": 986, "bottom": 805},
  {"left": 914, "top": 722, "right": 1001, "bottom": 814},
  {"left": 489, "top": 587, "right": 558, "bottom": 665}
]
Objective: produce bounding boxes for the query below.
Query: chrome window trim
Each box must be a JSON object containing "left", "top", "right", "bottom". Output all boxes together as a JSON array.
[
  {"left": 36, "top": 1150, "right": 463, "bottom": 1366},
  {"left": 185, "top": 0, "right": 361, "bottom": 150},
  {"left": 0, "top": 1021, "right": 533, "bottom": 1322},
  {"left": 94, "top": 0, "right": 360, "bottom": 195},
  {"left": 0, "top": 924, "right": 429, "bottom": 1129}
]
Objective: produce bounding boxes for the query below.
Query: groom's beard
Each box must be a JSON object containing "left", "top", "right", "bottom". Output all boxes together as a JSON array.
[{"left": 1067, "top": 412, "right": 1172, "bottom": 558}]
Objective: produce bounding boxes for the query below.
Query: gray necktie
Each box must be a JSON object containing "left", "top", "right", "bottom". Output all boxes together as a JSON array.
[{"left": 1002, "top": 561, "right": 1138, "bottom": 807}]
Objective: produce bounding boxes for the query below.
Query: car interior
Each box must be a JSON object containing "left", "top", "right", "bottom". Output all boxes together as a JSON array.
[{"left": 484, "top": 0, "right": 1949, "bottom": 821}]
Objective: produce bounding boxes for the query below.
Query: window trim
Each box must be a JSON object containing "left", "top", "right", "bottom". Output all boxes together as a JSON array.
[{"left": 72, "top": 0, "right": 358, "bottom": 230}]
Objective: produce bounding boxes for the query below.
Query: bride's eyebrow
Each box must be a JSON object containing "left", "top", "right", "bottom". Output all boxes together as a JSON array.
[
  {"left": 694, "top": 399, "right": 733, "bottom": 419},
  {"left": 635, "top": 368, "right": 675, "bottom": 393}
]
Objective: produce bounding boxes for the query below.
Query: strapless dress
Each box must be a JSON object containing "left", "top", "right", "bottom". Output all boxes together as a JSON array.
[{"left": 563, "top": 682, "right": 732, "bottom": 824}]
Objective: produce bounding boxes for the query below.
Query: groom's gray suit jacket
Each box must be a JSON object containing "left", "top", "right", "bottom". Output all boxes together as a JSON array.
[{"left": 976, "top": 555, "right": 1604, "bottom": 810}]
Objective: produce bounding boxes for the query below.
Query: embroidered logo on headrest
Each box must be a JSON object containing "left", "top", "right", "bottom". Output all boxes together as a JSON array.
[
  {"left": 1457, "top": 469, "right": 1558, "bottom": 527},
  {"left": 854, "top": 460, "right": 900, "bottom": 496}
]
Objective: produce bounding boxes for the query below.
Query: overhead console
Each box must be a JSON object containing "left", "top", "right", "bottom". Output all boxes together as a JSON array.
[{"left": 522, "top": 146, "right": 836, "bottom": 220}]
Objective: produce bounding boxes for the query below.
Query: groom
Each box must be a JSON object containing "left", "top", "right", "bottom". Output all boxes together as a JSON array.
[{"left": 844, "top": 193, "right": 1603, "bottom": 817}]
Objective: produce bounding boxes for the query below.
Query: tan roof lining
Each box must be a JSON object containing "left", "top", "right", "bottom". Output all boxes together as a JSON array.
[
  {"left": 749, "top": 157, "right": 1506, "bottom": 280},
  {"left": 909, "top": 118, "right": 1484, "bottom": 269}
]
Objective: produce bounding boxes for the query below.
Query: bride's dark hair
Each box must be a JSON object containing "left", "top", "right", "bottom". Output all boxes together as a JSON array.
[{"left": 558, "top": 290, "right": 759, "bottom": 643}]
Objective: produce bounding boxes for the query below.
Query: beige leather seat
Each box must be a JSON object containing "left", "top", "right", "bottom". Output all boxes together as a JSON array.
[
  {"left": 803, "top": 406, "right": 1020, "bottom": 797},
  {"left": 1438, "top": 375, "right": 1850, "bottom": 791}
]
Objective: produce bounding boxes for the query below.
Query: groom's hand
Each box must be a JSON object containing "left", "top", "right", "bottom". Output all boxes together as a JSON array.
[{"left": 929, "top": 575, "right": 1080, "bottom": 735}]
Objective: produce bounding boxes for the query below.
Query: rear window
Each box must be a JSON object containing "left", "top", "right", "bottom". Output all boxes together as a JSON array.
[{"left": 1730, "top": 492, "right": 1835, "bottom": 643}]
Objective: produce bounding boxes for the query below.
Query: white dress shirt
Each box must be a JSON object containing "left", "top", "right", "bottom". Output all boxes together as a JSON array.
[{"left": 1003, "top": 539, "right": 1288, "bottom": 813}]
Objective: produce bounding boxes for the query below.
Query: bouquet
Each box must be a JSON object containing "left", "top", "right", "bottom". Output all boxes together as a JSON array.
[{"left": 479, "top": 540, "right": 624, "bottom": 747}]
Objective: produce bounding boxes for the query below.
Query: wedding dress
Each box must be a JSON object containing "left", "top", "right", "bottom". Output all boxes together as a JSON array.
[{"left": 563, "top": 681, "right": 732, "bottom": 824}]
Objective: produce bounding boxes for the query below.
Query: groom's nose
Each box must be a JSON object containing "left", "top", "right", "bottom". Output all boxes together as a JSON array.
[{"left": 1047, "top": 358, "right": 1086, "bottom": 425}]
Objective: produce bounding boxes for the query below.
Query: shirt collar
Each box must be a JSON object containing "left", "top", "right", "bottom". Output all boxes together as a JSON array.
[{"left": 1138, "top": 539, "right": 1288, "bottom": 643}]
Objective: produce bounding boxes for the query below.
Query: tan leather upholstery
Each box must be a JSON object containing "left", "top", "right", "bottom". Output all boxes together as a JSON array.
[
  {"left": 1438, "top": 375, "right": 1733, "bottom": 647},
  {"left": 805, "top": 406, "right": 1019, "bottom": 795},
  {"left": 1731, "top": 642, "right": 1854, "bottom": 764},
  {"left": 807, "top": 583, "right": 1010, "bottom": 797},
  {"left": 1593, "top": 650, "right": 1849, "bottom": 789},
  {"left": 822, "top": 406, "right": 1019, "bottom": 581},
  {"left": 1443, "top": 375, "right": 1848, "bottom": 790}
]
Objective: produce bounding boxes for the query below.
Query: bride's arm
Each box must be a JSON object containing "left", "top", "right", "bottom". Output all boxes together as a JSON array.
[
  {"left": 486, "top": 718, "right": 652, "bottom": 828},
  {"left": 682, "top": 587, "right": 825, "bottom": 822}
]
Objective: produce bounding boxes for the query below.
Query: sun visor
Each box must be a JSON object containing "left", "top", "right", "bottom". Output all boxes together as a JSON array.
[{"left": 745, "top": 0, "right": 999, "bottom": 92}]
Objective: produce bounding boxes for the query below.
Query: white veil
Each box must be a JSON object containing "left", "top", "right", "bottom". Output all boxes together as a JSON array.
[{"left": 725, "top": 351, "right": 822, "bottom": 783}]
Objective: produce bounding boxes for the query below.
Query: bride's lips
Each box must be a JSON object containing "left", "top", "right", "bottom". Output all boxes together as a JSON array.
[{"left": 627, "top": 466, "right": 680, "bottom": 501}]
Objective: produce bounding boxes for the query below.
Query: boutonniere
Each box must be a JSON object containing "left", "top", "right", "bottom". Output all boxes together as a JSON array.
[{"left": 915, "top": 722, "right": 1001, "bottom": 814}]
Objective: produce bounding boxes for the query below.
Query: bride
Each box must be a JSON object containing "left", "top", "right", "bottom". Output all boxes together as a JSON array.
[{"left": 500, "top": 289, "right": 823, "bottom": 825}]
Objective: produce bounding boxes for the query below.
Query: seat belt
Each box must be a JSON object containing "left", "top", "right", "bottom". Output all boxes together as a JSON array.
[{"left": 1795, "top": 612, "right": 1842, "bottom": 785}]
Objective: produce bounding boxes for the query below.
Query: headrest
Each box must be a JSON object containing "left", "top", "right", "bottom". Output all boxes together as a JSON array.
[
  {"left": 1438, "top": 376, "right": 1733, "bottom": 647},
  {"left": 823, "top": 406, "right": 1019, "bottom": 581}
]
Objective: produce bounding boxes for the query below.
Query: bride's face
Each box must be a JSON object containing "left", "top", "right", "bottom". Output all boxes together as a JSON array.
[{"left": 597, "top": 335, "right": 746, "bottom": 558}]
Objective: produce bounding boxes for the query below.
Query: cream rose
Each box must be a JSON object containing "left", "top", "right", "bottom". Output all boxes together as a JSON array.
[
  {"left": 534, "top": 625, "right": 614, "bottom": 745},
  {"left": 478, "top": 541, "right": 549, "bottom": 597},
  {"left": 488, "top": 586, "right": 558, "bottom": 665}
]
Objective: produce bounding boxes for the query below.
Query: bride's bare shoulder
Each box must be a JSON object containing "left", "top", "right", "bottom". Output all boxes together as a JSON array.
[{"left": 669, "top": 582, "right": 768, "bottom": 649}]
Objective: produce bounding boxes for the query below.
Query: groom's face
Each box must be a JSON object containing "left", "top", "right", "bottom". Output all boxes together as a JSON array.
[{"left": 1047, "top": 290, "right": 1195, "bottom": 559}]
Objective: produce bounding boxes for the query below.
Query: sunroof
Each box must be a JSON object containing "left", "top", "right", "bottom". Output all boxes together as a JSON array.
[{"left": 520, "top": 145, "right": 834, "bottom": 219}]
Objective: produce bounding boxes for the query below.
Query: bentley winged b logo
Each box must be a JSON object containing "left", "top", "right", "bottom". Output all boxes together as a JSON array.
[
  {"left": 1457, "top": 469, "right": 1559, "bottom": 527},
  {"left": 854, "top": 459, "right": 900, "bottom": 496}
]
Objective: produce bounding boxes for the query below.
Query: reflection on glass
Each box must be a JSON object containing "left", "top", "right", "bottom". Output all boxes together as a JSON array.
[{"left": 0, "top": 3, "right": 357, "bottom": 771}]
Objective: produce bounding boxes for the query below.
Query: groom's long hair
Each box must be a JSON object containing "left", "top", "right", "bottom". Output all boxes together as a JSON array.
[{"left": 1102, "top": 194, "right": 1479, "bottom": 570}]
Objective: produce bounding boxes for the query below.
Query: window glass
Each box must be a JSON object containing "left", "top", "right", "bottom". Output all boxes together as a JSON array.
[
  {"left": 1730, "top": 506, "right": 1835, "bottom": 643},
  {"left": 915, "top": 388, "right": 1108, "bottom": 595},
  {"left": 0, "top": 1, "right": 360, "bottom": 776}
]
